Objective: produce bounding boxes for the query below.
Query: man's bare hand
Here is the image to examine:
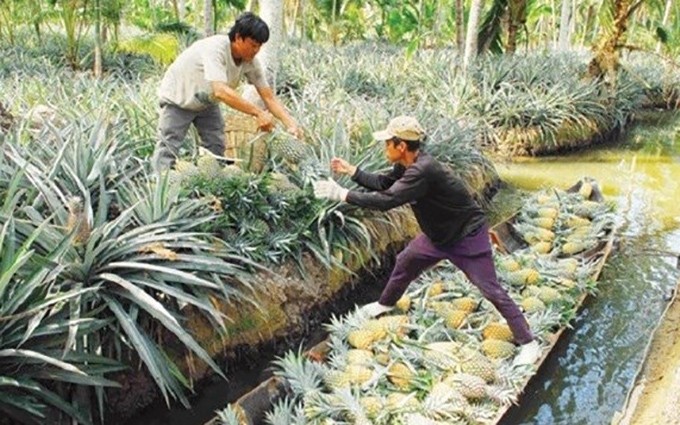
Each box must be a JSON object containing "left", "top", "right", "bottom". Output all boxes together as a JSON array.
[
  {"left": 256, "top": 110, "right": 275, "bottom": 132},
  {"left": 287, "top": 124, "right": 304, "bottom": 140},
  {"left": 331, "top": 157, "right": 357, "bottom": 177}
]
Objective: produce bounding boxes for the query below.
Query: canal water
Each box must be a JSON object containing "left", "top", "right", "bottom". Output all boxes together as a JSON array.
[
  {"left": 126, "top": 112, "right": 680, "bottom": 425},
  {"left": 496, "top": 111, "right": 680, "bottom": 425}
]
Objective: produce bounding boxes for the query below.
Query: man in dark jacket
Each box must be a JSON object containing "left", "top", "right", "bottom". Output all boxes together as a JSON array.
[{"left": 312, "top": 115, "right": 540, "bottom": 365}]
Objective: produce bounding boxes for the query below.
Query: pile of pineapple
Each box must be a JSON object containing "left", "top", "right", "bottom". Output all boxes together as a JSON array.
[{"left": 228, "top": 180, "right": 617, "bottom": 425}]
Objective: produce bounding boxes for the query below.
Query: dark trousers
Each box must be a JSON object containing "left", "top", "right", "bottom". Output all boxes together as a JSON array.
[
  {"left": 152, "top": 103, "right": 225, "bottom": 171},
  {"left": 379, "top": 225, "right": 534, "bottom": 344}
]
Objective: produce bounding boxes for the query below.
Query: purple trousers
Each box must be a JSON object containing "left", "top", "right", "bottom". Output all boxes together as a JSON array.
[{"left": 379, "top": 225, "right": 534, "bottom": 344}]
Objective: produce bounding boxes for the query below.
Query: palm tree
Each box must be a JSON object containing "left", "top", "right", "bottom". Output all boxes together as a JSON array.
[
  {"left": 507, "top": 0, "right": 527, "bottom": 54},
  {"left": 588, "top": 0, "right": 644, "bottom": 87}
]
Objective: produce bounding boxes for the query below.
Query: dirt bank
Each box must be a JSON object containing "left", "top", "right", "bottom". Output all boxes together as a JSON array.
[{"left": 614, "top": 279, "right": 680, "bottom": 425}]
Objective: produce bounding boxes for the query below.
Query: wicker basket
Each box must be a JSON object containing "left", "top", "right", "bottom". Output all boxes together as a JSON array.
[{"left": 224, "top": 112, "right": 269, "bottom": 173}]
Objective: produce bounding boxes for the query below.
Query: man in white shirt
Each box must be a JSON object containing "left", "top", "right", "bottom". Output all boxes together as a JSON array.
[{"left": 153, "top": 12, "right": 302, "bottom": 171}]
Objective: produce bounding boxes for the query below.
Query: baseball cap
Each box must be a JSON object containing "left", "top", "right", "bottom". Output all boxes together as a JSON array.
[{"left": 372, "top": 115, "right": 425, "bottom": 142}]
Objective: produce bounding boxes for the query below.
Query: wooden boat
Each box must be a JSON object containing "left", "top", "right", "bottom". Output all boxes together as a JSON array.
[{"left": 207, "top": 178, "right": 617, "bottom": 425}]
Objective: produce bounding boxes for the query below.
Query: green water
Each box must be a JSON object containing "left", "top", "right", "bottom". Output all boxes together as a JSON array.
[{"left": 496, "top": 111, "right": 680, "bottom": 425}]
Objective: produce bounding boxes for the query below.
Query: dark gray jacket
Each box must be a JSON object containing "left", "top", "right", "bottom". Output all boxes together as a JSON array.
[{"left": 346, "top": 152, "right": 486, "bottom": 246}]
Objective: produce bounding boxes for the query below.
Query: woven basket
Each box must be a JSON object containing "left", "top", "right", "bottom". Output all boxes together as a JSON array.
[{"left": 224, "top": 112, "right": 268, "bottom": 173}]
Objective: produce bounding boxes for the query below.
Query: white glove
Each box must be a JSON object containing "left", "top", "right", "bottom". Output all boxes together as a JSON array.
[
  {"left": 360, "top": 302, "right": 394, "bottom": 318},
  {"left": 312, "top": 178, "right": 349, "bottom": 202}
]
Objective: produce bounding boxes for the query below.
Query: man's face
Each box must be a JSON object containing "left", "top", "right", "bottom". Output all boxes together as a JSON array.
[
  {"left": 233, "top": 35, "right": 262, "bottom": 62},
  {"left": 384, "top": 138, "right": 405, "bottom": 163}
]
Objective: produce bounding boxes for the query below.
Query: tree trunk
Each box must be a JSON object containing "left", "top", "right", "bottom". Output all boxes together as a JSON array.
[
  {"left": 464, "top": 0, "right": 483, "bottom": 70},
  {"left": 455, "top": 0, "right": 465, "bottom": 53},
  {"left": 243, "top": 0, "right": 283, "bottom": 105},
  {"left": 94, "top": 0, "right": 102, "bottom": 78},
  {"left": 588, "top": 0, "right": 642, "bottom": 89},
  {"left": 178, "top": 0, "right": 186, "bottom": 20},
  {"left": 204, "top": 0, "right": 214, "bottom": 36},
  {"left": 656, "top": 0, "right": 672, "bottom": 53},
  {"left": 506, "top": 0, "right": 527, "bottom": 54},
  {"left": 557, "top": 0, "right": 572, "bottom": 50}
]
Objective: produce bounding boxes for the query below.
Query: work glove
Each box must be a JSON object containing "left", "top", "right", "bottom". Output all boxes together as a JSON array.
[
  {"left": 312, "top": 178, "right": 349, "bottom": 202},
  {"left": 360, "top": 302, "right": 394, "bottom": 318}
]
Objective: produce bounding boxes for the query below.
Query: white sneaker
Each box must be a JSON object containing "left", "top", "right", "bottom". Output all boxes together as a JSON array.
[
  {"left": 360, "top": 302, "right": 394, "bottom": 317},
  {"left": 513, "top": 340, "right": 541, "bottom": 366}
]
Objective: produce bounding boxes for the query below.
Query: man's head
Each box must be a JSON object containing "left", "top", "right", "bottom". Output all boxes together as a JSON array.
[
  {"left": 373, "top": 116, "right": 425, "bottom": 162},
  {"left": 229, "top": 12, "right": 269, "bottom": 62}
]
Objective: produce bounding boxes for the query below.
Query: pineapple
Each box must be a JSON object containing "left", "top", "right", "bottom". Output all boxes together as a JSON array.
[
  {"left": 345, "top": 365, "right": 373, "bottom": 385},
  {"left": 378, "top": 315, "right": 410, "bottom": 336},
  {"left": 499, "top": 257, "right": 521, "bottom": 272},
  {"left": 197, "top": 154, "right": 223, "bottom": 179},
  {"left": 573, "top": 200, "right": 602, "bottom": 218},
  {"left": 521, "top": 296, "right": 546, "bottom": 313},
  {"left": 557, "top": 258, "right": 580, "bottom": 277},
  {"left": 558, "top": 278, "right": 577, "bottom": 289},
  {"left": 506, "top": 268, "right": 541, "bottom": 286},
  {"left": 424, "top": 342, "right": 462, "bottom": 371},
  {"left": 385, "top": 392, "right": 419, "bottom": 413},
  {"left": 529, "top": 217, "right": 556, "bottom": 229},
  {"left": 428, "top": 281, "right": 445, "bottom": 298},
  {"left": 269, "top": 136, "right": 310, "bottom": 164},
  {"left": 324, "top": 370, "right": 350, "bottom": 389},
  {"left": 565, "top": 215, "right": 591, "bottom": 228},
  {"left": 460, "top": 353, "right": 497, "bottom": 383},
  {"left": 451, "top": 297, "right": 478, "bottom": 313},
  {"left": 347, "top": 330, "right": 375, "bottom": 350},
  {"left": 536, "top": 207, "right": 559, "bottom": 219},
  {"left": 346, "top": 349, "right": 373, "bottom": 366},
  {"left": 537, "top": 287, "right": 562, "bottom": 304},
  {"left": 360, "top": 396, "right": 383, "bottom": 419},
  {"left": 482, "top": 322, "right": 514, "bottom": 342},
  {"left": 445, "top": 373, "right": 488, "bottom": 400},
  {"left": 579, "top": 181, "right": 593, "bottom": 199},
  {"left": 532, "top": 241, "right": 552, "bottom": 254},
  {"left": 481, "top": 339, "right": 516, "bottom": 359},
  {"left": 363, "top": 319, "right": 389, "bottom": 340},
  {"left": 561, "top": 238, "right": 594, "bottom": 255},
  {"left": 395, "top": 295, "right": 411, "bottom": 312},
  {"left": 388, "top": 362, "right": 414, "bottom": 390},
  {"left": 445, "top": 309, "right": 469, "bottom": 330}
]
